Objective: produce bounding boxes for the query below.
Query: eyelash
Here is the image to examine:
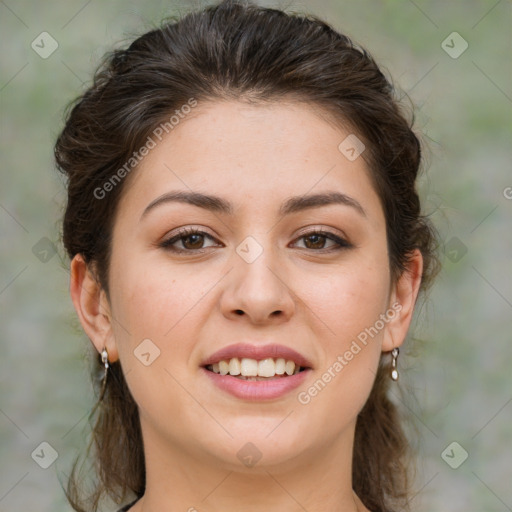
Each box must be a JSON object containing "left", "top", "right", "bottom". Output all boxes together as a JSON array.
[{"left": 158, "top": 227, "right": 352, "bottom": 254}]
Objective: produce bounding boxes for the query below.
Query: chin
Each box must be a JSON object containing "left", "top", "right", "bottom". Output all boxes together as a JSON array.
[{"left": 199, "top": 421, "right": 311, "bottom": 470}]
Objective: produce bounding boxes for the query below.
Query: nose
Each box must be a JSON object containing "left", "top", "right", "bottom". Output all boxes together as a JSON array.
[{"left": 220, "top": 248, "right": 295, "bottom": 325}]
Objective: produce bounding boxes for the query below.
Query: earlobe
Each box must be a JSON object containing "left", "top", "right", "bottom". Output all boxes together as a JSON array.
[
  {"left": 69, "top": 254, "right": 119, "bottom": 362},
  {"left": 382, "top": 249, "right": 424, "bottom": 352}
]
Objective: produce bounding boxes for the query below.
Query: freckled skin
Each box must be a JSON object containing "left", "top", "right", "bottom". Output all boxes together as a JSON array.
[{"left": 71, "top": 100, "right": 422, "bottom": 511}]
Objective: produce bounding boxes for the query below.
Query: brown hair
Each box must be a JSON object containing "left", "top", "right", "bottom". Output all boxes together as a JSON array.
[{"left": 55, "top": 1, "right": 439, "bottom": 511}]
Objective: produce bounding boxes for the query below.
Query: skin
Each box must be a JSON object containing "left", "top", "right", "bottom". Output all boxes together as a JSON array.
[{"left": 70, "top": 100, "right": 422, "bottom": 512}]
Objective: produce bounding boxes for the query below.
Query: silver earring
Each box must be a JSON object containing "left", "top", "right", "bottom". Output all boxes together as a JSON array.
[
  {"left": 390, "top": 347, "right": 399, "bottom": 381},
  {"left": 99, "top": 347, "right": 109, "bottom": 400}
]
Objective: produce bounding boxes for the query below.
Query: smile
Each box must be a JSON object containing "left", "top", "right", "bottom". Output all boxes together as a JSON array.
[{"left": 201, "top": 343, "right": 313, "bottom": 400}]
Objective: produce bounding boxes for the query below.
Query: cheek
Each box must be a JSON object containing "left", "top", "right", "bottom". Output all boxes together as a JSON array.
[
  {"left": 301, "top": 260, "right": 390, "bottom": 349},
  {"left": 107, "top": 259, "right": 208, "bottom": 419},
  {"left": 293, "top": 261, "right": 389, "bottom": 417},
  {"left": 110, "top": 256, "right": 206, "bottom": 338}
]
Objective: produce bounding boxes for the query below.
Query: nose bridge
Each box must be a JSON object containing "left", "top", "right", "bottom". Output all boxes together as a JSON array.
[{"left": 222, "top": 235, "right": 295, "bottom": 322}]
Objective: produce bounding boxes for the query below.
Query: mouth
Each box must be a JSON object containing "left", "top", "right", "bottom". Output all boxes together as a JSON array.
[{"left": 200, "top": 343, "right": 313, "bottom": 390}]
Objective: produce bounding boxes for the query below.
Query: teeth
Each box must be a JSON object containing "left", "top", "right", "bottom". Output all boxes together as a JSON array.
[
  {"left": 285, "top": 360, "right": 295, "bottom": 376},
  {"left": 209, "top": 357, "right": 302, "bottom": 377},
  {"left": 275, "top": 358, "right": 286, "bottom": 375},
  {"left": 218, "top": 360, "right": 229, "bottom": 375},
  {"left": 228, "top": 358, "right": 241, "bottom": 376},
  {"left": 258, "top": 358, "right": 275, "bottom": 377},
  {"left": 240, "top": 358, "right": 258, "bottom": 376}
]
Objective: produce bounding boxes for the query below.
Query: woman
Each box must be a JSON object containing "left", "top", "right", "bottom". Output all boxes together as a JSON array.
[{"left": 55, "top": 1, "right": 439, "bottom": 510}]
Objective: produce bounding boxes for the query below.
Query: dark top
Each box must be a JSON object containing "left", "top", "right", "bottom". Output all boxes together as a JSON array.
[{"left": 117, "top": 498, "right": 140, "bottom": 512}]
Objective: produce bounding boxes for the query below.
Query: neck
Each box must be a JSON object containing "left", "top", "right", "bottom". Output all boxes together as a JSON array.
[{"left": 133, "top": 421, "right": 368, "bottom": 512}]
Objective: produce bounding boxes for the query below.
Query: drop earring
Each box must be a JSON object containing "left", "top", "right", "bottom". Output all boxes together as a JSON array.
[
  {"left": 390, "top": 347, "right": 399, "bottom": 381},
  {"left": 99, "top": 347, "right": 109, "bottom": 400}
]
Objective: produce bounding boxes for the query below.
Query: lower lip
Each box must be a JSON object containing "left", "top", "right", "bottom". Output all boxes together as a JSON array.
[{"left": 201, "top": 367, "right": 312, "bottom": 401}]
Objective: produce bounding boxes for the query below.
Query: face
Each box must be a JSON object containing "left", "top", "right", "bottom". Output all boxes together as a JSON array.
[{"left": 102, "top": 100, "right": 398, "bottom": 471}]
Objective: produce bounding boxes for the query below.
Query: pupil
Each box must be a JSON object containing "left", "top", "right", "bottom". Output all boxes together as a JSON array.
[
  {"left": 307, "top": 234, "right": 325, "bottom": 249},
  {"left": 184, "top": 234, "right": 203, "bottom": 249}
]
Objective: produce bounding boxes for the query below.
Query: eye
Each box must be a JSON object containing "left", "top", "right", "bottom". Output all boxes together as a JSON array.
[
  {"left": 292, "top": 229, "right": 351, "bottom": 251},
  {"left": 159, "top": 228, "right": 221, "bottom": 253},
  {"left": 158, "top": 227, "right": 352, "bottom": 254}
]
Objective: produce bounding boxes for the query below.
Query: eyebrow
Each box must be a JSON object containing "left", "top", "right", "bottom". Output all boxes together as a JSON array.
[{"left": 140, "top": 190, "right": 366, "bottom": 221}]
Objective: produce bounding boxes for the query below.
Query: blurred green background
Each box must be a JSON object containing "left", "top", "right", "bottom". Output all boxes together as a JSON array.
[{"left": 1, "top": 1, "right": 511, "bottom": 510}]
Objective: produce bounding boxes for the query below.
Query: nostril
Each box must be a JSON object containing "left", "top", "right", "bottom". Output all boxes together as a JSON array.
[{"left": 234, "top": 310, "right": 244, "bottom": 315}]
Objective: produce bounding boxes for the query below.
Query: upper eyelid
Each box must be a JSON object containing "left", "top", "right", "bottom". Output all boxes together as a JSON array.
[{"left": 294, "top": 225, "right": 348, "bottom": 240}]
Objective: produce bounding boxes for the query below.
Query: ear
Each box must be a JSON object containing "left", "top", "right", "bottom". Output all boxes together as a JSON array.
[
  {"left": 69, "top": 254, "right": 119, "bottom": 362},
  {"left": 382, "top": 248, "right": 423, "bottom": 352}
]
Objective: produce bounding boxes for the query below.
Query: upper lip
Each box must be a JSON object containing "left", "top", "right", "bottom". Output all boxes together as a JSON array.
[{"left": 201, "top": 343, "right": 313, "bottom": 369}]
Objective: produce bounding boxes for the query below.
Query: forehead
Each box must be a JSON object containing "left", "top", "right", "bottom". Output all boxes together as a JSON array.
[{"left": 116, "top": 99, "right": 383, "bottom": 223}]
